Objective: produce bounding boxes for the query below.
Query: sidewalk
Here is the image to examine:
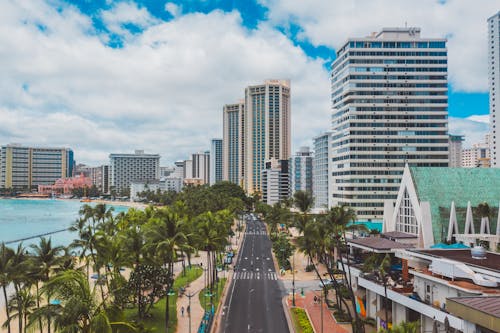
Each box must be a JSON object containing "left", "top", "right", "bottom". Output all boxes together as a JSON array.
[
  {"left": 287, "top": 291, "right": 348, "bottom": 333},
  {"left": 176, "top": 267, "right": 207, "bottom": 333}
]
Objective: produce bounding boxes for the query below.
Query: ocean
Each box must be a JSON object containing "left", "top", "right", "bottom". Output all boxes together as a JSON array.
[{"left": 0, "top": 198, "right": 129, "bottom": 247}]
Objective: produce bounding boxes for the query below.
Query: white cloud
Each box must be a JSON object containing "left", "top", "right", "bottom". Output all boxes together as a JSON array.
[
  {"left": 164, "top": 2, "right": 182, "bottom": 18},
  {"left": 467, "top": 114, "right": 490, "bottom": 124},
  {"left": 259, "top": 0, "right": 498, "bottom": 92},
  {"left": 449, "top": 115, "right": 489, "bottom": 148},
  {"left": 0, "top": 1, "right": 330, "bottom": 165}
]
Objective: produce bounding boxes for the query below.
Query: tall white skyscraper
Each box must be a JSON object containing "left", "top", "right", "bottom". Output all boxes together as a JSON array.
[
  {"left": 330, "top": 28, "right": 449, "bottom": 221},
  {"left": 223, "top": 101, "right": 245, "bottom": 185},
  {"left": 290, "top": 146, "right": 313, "bottom": 195},
  {"left": 243, "top": 80, "right": 291, "bottom": 194},
  {"left": 210, "top": 138, "right": 223, "bottom": 185},
  {"left": 489, "top": 12, "right": 500, "bottom": 167},
  {"left": 313, "top": 132, "right": 332, "bottom": 209}
]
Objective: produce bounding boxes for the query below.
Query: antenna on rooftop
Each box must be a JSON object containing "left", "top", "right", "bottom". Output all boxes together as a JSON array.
[{"left": 405, "top": 21, "right": 408, "bottom": 28}]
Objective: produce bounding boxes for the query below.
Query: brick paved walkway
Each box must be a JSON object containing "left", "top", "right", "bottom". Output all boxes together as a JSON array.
[{"left": 287, "top": 291, "right": 348, "bottom": 333}]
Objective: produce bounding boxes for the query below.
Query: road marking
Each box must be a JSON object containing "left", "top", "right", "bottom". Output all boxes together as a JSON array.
[
  {"left": 268, "top": 268, "right": 271, "bottom": 271},
  {"left": 244, "top": 257, "right": 248, "bottom": 260},
  {"left": 256, "top": 268, "right": 259, "bottom": 271},
  {"left": 242, "top": 268, "right": 246, "bottom": 271},
  {"left": 256, "top": 257, "right": 259, "bottom": 260},
  {"left": 266, "top": 257, "right": 270, "bottom": 260}
]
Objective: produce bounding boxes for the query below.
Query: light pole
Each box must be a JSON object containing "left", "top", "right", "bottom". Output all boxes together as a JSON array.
[
  {"left": 185, "top": 289, "right": 200, "bottom": 333},
  {"left": 292, "top": 252, "right": 296, "bottom": 306}
]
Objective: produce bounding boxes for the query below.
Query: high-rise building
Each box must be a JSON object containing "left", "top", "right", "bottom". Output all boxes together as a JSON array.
[
  {"left": 243, "top": 79, "right": 291, "bottom": 194},
  {"left": 289, "top": 146, "right": 313, "bottom": 195},
  {"left": 183, "top": 160, "right": 193, "bottom": 179},
  {"left": 488, "top": 12, "right": 500, "bottom": 167},
  {"left": 192, "top": 151, "right": 210, "bottom": 184},
  {"left": 223, "top": 101, "right": 245, "bottom": 185},
  {"left": 210, "top": 139, "right": 223, "bottom": 185},
  {"left": 261, "top": 159, "right": 290, "bottom": 205},
  {"left": 462, "top": 135, "right": 491, "bottom": 168},
  {"left": 330, "top": 28, "right": 449, "bottom": 221},
  {"left": 109, "top": 150, "right": 160, "bottom": 192},
  {"left": 0, "top": 144, "right": 74, "bottom": 189},
  {"left": 449, "top": 135, "right": 464, "bottom": 167},
  {"left": 313, "top": 132, "right": 332, "bottom": 209}
]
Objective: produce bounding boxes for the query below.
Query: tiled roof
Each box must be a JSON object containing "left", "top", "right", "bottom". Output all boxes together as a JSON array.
[
  {"left": 348, "top": 237, "right": 413, "bottom": 251},
  {"left": 447, "top": 296, "right": 500, "bottom": 318},
  {"left": 409, "top": 167, "right": 500, "bottom": 243}
]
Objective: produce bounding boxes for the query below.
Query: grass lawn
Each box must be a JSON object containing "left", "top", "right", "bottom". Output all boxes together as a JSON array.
[
  {"left": 124, "top": 265, "right": 202, "bottom": 332},
  {"left": 291, "top": 307, "right": 314, "bottom": 333},
  {"left": 198, "top": 277, "right": 227, "bottom": 314}
]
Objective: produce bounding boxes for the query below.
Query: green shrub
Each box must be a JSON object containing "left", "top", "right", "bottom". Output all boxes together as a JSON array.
[{"left": 291, "top": 307, "right": 314, "bottom": 333}]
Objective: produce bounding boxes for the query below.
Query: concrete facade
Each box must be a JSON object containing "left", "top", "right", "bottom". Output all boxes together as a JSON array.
[
  {"left": 330, "top": 28, "right": 449, "bottom": 221},
  {"left": 312, "top": 132, "right": 332, "bottom": 210},
  {"left": 261, "top": 159, "right": 290, "bottom": 205},
  {"left": 210, "top": 138, "right": 223, "bottom": 185},
  {"left": 289, "top": 146, "right": 313, "bottom": 195},
  {"left": 109, "top": 150, "right": 160, "bottom": 192},
  {"left": 244, "top": 80, "right": 291, "bottom": 194},
  {"left": 448, "top": 135, "right": 464, "bottom": 168},
  {"left": 0, "top": 144, "right": 74, "bottom": 189},
  {"left": 223, "top": 101, "right": 244, "bottom": 186}
]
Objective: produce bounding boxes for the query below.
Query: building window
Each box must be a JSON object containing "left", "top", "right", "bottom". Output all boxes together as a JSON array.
[{"left": 396, "top": 189, "right": 418, "bottom": 235}]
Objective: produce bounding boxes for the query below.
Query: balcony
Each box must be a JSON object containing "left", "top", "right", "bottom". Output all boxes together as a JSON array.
[{"left": 358, "top": 275, "right": 464, "bottom": 330}]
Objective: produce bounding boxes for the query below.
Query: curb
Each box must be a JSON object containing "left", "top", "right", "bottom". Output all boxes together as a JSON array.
[{"left": 282, "top": 296, "right": 296, "bottom": 333}]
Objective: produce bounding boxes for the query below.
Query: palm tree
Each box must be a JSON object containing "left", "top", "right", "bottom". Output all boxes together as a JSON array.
[
  {"left": 144, "top": 207, "right": 187, "bottom": 332},
  {"left": 0, "top": 243, "right": 14, "bottom": 333},
  {"left": 323, "top": 205, "right": 367, "bottom": 333},
  {"left": 5, "top": 287, "right": 36, "bottom": 333},
  {"left": 29, "top": 237, "right": 64, "bottom": 333},
  {"left": 33, "top": 269, "right": 134, "bottom": 333},
  {"left": 378, "top": 253, "right": 392, "bottom": 329},
  {"left": 293, "top": 191, "right": 314, "bottom": 234},
  {"left": 9, "top": 243, "right": 29, "bottom": 333}
]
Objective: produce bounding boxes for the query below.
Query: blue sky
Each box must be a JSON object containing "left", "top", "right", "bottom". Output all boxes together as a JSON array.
[
  {"left": 0, "top": 0, "right": 495, "bottom": 164},
  {"left": 69, "top": 0, "right": 490, "bottom": 119}
]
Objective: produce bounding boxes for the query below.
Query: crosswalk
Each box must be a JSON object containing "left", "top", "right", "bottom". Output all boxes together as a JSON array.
[
  {"left": 245, "top": 230, "right": 267, "bottom": 235},
  {"left": 233, "top": 271, "right": 278, "bottom": 280}
]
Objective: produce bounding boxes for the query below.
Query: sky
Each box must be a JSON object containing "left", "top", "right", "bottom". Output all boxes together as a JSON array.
[{"left": 0, "top": 0, "right": 497, "bottom": 166}]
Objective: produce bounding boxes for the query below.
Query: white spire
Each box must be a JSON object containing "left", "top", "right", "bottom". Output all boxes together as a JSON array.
[
  {"left": 464, "top": 201, "right": 475, "bottom": 234},
  {"left": 447, "top": 201, "right": 458, "bottom": 242}
]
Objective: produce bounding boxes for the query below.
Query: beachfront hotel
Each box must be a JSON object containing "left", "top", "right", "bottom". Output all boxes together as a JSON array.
[
  {"left": 0, "top": 144, "right": 74, "bottom": 190},
  {"left": 109, "top": 150, "right": 160, "bottom": 192},
  {"left": 330, "top": 27, "right": 449, "bottom": 221}
]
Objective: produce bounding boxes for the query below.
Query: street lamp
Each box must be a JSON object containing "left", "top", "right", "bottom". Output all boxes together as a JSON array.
[
  {"left": 185, "top": 289, "right": 200, "bottom": 333},
  {"left": 292, "top": 252, "right": 296, "bottom": 306}
]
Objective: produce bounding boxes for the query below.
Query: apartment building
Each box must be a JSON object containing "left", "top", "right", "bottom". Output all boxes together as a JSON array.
[{"left": 330, "top": 27, "right": 449, "bottom": 221}]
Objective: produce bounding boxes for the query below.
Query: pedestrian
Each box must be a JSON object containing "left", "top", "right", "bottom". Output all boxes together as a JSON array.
[
  {"left": 181, "top": 306, "right": 185, "bottom": 317},
  {"left": 187, "top": 305, "right": 190, "bottom": 317}
]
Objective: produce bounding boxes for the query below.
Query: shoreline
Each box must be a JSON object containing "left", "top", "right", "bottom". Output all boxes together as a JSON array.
[{"left": 3, "top": 196, "right": 148, "bottom": 210}]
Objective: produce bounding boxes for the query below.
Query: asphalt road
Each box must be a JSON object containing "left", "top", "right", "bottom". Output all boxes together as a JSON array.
[{"left": 219, "top": 215, "right": 289, "bottom": 333}]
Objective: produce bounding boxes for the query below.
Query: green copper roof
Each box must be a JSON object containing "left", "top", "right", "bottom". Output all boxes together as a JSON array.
[{"left": 409, "top": 167, "right": 500, "bottom": 243}]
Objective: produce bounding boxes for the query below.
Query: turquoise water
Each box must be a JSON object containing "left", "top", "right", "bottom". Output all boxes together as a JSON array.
[{"left": 0, "top": 199, "right": 129, "bottom": 247}]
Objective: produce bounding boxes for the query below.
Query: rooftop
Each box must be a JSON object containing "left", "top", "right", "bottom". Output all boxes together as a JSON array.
[
  {"left": 413, "top": 249, "right": 500, "bottom": 273},
  {"left": 382, "top": 231, "right": 418, "bottom": 239},
  {"left": 348, "top": 237, "right": 413, "bottom": 252}
]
